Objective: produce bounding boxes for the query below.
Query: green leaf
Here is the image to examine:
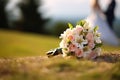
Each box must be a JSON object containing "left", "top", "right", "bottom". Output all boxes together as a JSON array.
[
  {"left": 63, "top": 48, "right": 68, "bottom": 51},
  {"left": 94, "top": 26, "right": 99, "bottom": 32},
  {"left": 77, "top": 20, "right": 86, "bottom": 26},
  {"left": 93, "top": 43, "right": 102, "bottom": 50},
  {"left": 68, "top": 23, "right": 73, "bottom": 29},
  {"left": 67, "top": 39, "right": 71, "bottom": 44},
  {"left": 95, "top": 43, "right": 103, "bottom": 48}
]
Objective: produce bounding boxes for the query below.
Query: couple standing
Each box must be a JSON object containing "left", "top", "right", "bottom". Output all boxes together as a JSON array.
[{"left": 87, "top": 0, "right": 119, "bottom": 46}]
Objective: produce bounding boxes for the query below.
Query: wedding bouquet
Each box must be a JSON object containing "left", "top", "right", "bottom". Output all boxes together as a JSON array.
[{"left": 47, "top": 20, "right": 102, "bottom": 59}]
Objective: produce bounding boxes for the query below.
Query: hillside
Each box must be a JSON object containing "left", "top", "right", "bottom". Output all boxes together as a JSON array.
[
  {"left": 0, "top": 29, "right": 120, "bottom": 80},
  {"left": 0, "top": 29, "right": 59, "bottom": 57}
]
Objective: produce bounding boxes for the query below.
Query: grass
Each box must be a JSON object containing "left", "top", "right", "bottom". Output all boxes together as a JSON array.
[
  {"left": 0, "top": 29, "right": 120, "bottom": 80},
  {"left": 0, "top": 29, "right": 59, "bottom": 57}
]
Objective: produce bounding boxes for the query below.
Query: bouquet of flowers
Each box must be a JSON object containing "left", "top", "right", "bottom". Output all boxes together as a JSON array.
[{"left": 47, "top": 20, "right": 102, "bottom": 59}]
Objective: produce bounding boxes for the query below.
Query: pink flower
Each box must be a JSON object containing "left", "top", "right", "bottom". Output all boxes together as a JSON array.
[
  {"left": 88, "top": 41, "right": 95, "bottom": 49},
  {"left": 69, "top": 44, "right": 76, "bottom": 52},
  {"left": 76, "top": 26, "right": 83, "bottom": 32},
  {"left": 68, "top": 35, "right": 74, "bottom": 41},
  {"left": 73, "top": 25, "right": 83, "bottom": 34},
  {"left": 86, "top": 33, "right": 94, "bottom": 41},
  {"left": 86, "top": 33, "right": 95, "bottom": 48},
  {"left": 75, "top": 48, "right": 83, "bottom": 57}
]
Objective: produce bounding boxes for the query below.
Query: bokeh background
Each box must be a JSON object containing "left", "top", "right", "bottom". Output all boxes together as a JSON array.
[
  {"left": 0, "top": 1, "right": 120, "bottom": 80},
  {"left": 0, "top": 0, "right": 120, "bottom": 36}
]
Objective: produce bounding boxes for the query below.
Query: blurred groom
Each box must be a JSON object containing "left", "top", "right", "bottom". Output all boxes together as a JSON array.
[{"left": 105, "top": 0, "right": 116, "bottom": 29}]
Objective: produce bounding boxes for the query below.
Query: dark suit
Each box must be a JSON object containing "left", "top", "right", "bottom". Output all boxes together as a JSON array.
[{"left": 105, "top": 0, "right": 116, "bottom": 29}]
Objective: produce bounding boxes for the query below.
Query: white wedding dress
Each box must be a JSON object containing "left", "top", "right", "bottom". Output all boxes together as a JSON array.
[{"left": 87, "top": 9, "right": 119, "bottom": 46}]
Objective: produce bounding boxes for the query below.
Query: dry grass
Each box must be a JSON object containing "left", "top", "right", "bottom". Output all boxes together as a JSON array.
[{"left": 0, "top": 56, "right": 120, "bottom": 80}]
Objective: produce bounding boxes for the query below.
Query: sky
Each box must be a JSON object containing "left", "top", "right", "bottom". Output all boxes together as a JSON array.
[
  {"left": 6, "top": 0, "right": 120, "bottom": 21},
  {"left": 41, "top": 0, "right": 120, "bottom": 19},
  {"left": 41, "top": 0, "right": 90, "bottom": 18}
]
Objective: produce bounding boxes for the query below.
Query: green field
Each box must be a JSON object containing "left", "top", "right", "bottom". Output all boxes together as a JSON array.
[
  {"left": 0, "top": 29, "right": 120, "bottom": 80},
  {"left": 0, "top": 29, "right": 59, "bottom": 57}
]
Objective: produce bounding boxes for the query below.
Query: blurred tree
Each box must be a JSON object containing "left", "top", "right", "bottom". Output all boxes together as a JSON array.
[
  {"left": 0, "top": 0, "right": 8, "bottom": 28},
  {"left": 51, "top": 21, "right": 68, "bottom": 36},
  {"left": 20, "top": 0, "right": 49, "bottom": 33}
]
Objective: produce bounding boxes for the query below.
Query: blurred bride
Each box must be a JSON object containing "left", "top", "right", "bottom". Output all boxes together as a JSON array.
[{"left": 87, "top": 0, "right": 119, "bottom": 46}]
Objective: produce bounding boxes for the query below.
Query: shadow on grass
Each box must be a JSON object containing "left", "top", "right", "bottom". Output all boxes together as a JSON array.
[{"left": 93, "top": 53, "right": 120, "bottom": 63}]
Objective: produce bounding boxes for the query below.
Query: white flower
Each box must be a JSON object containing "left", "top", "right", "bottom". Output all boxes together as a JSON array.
[
  {"left": 60, "top": 28, "right": 72, "bottom": 39},
  {"left": 94, "top": 33, "right": 102, "bottom": 43},
  {"left": 95, "top": 37, "right": 102, "bottom": 43},
  {"left": 83, "top": 22, "right": 90, "bottom": 29},
  {"left": 60, "top": 40, "right": 65, "bottom": 48},
  {"left": 94, "top": 48, "right": 101, "bottom": 56},
  {"left": 76, "top": 25, "right": 81, "bottom": 28},
  {"left": 74, "top": 35, "right": 87, "bottom": 49}
]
